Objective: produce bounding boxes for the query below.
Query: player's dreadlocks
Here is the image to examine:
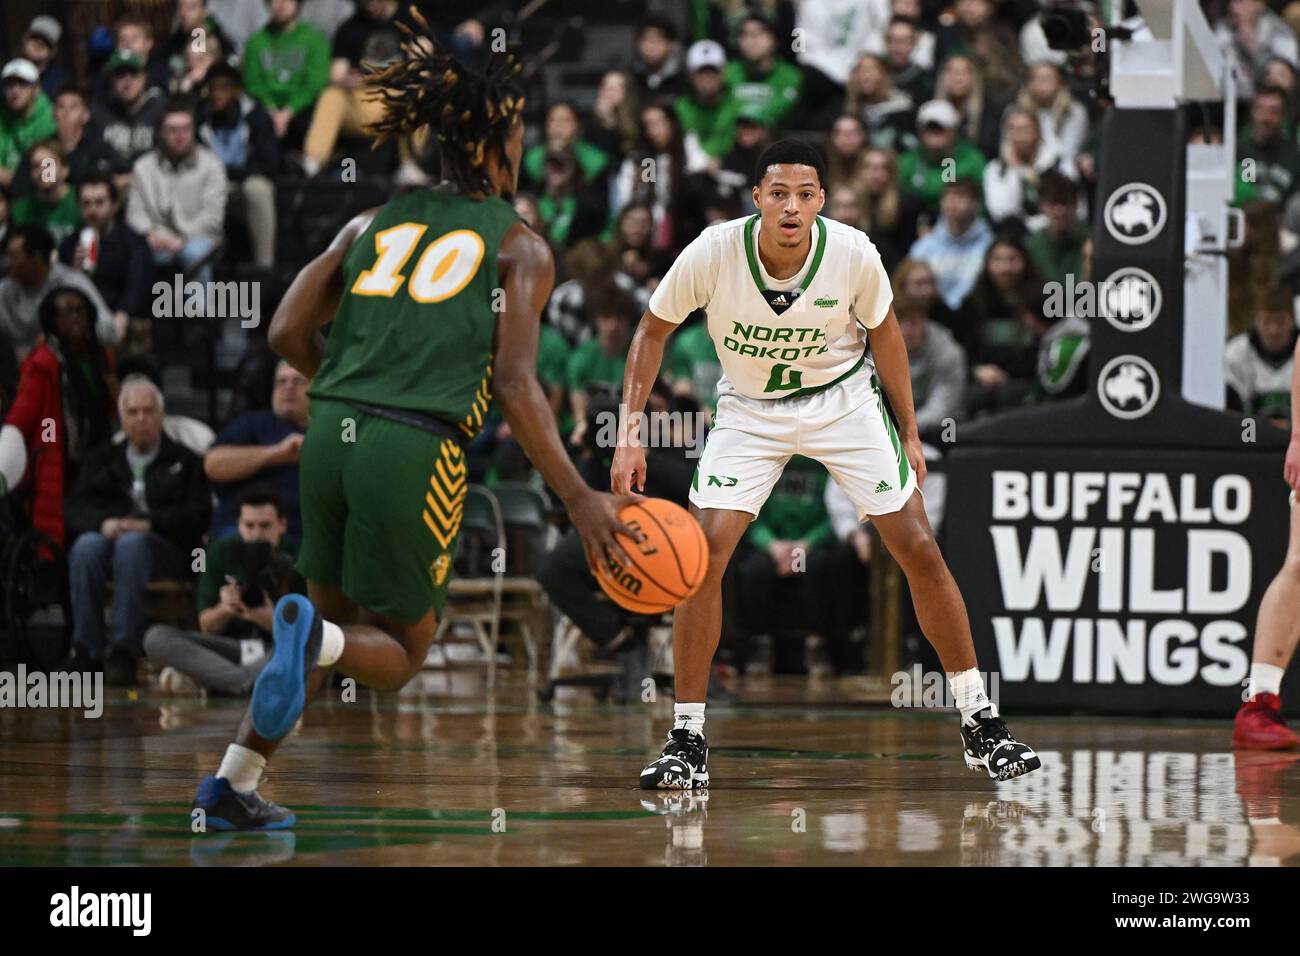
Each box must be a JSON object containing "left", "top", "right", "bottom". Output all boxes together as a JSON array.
[{"left": 367, "top": 6, "right": 526, "bottom": 197}]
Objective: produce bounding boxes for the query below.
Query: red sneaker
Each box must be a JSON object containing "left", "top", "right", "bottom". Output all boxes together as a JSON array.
[{"left": 1233, "top": 693, "right": 1300, "bottom": 750}]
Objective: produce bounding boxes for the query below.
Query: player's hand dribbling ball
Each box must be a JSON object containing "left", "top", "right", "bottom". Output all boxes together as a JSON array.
[{"left": 594, "top": 498, "right": 708, "bottom": 614}]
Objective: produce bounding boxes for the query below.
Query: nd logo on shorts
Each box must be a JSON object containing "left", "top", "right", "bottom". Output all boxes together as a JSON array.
[
  {"left": 692, "top": 471, "right": 738, "bottom": 490},
  {"left": 423, "top": 438, "right": 467, "bottom": 550}
]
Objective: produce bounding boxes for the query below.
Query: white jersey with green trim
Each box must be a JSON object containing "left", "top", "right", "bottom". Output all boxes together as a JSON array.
[{"left": 648, "top": 214, "right": 894, "bottom": 400}]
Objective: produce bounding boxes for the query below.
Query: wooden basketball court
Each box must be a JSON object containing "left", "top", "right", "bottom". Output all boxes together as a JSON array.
[{"left": 1, "top": 672, "right": 1297, "bottom": 866}]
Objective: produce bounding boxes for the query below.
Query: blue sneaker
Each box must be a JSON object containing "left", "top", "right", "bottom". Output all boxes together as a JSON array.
[
  {"left": 250, "top": 594, "right": 323, "bottom": 741},
  {"left": 191, "top": 775, "right": 295, "bottom": 831}
]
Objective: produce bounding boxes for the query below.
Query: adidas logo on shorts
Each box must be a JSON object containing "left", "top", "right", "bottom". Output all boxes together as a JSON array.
[{"left": 875, "top": 479, "right": 892, "bottom": 493}]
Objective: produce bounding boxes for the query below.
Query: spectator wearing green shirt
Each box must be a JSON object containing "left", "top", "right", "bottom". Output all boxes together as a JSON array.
[
  {"left": 242, "top": 0, "right": 331, "bottom": 145},
  {"left": 1237, "top": 85, "right": 1300, "bottom": 208},
  {"left": 537, "top": 321, "right": 573, "bottom": 432},
  {"left": 898, "top": 98, "right": 986, "bottom": 217},
  {"left": 731, "top": 455, "right": 840, "bottom": 676},
  {"left": 566, "top": 286, "right": 636, "bottom": 446},
  {"left": 10, "top": 140, "right": 81, "bottom": 246},
  {"left": 675, "top": 40, "right": 740, "bottom": 165},
  {"left": 537, "top": 148, "right": 608, "bottom": 249},
  {"left": 0, "top": 59, "right": 57, "bottom": 191},
  {"left": 523, "top": 101, "right": 610, "bottom": 191},
  {"left": 143, "top": 487, "right": 304, "bottom": 697},
  {"left": 667, "top": 314, "right": 722, "bottom": 413},
  {"left": 724, "top": 15, "right": 802, "bottom": 130},
  {"left": 1025, "top": 171, "right": 1087, "bottom": 289}
]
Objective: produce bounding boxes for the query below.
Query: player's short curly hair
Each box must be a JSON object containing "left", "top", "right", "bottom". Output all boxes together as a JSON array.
[
  {"left": 752, "top": 139, "right": 827, "bottom": 189},
  {"left": 366, "top": 6, "right": 527, "bottom": 196}
]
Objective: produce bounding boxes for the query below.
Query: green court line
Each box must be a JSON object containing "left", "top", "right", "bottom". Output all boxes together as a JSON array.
[
  {"left": 134, "top": 801, "right": 649, "bottom": 822},
  {"left": 269, "top": 740, "right": 953, "bottom": 762},
  {"left": 47, "top": 690, "right": 1249, "bottom": 729}
]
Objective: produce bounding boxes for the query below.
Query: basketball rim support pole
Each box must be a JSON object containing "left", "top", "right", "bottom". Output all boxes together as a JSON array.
[{"left": 1109, "top": 0, "right": 1239, "bottom": 407}]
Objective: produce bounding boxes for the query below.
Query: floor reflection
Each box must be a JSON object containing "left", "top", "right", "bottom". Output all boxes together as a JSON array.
[{"left": 1, "top": 676, "right": 1297, "bottom": 865}]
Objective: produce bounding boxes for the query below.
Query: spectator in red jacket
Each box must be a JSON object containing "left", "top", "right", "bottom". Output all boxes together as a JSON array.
[{"left": 0, "top": 286, "right": 117, "bottom": 547}]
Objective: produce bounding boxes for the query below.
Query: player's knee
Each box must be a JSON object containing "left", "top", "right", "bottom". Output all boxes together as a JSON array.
[{"left": 891, "top": 529, "right": 944, "bottom": 574}]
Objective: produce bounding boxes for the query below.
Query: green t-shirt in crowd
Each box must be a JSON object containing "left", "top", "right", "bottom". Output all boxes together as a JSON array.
[
  {"left": 1025, "top": 221, "right": 1089, "bottom": 288},
  {"left": 742, "top": 455, "right": 834, "bottom": 551},
  {"left": 537, "top": 322, "right": 573, "bottom": 433},
  {"left": 11, "top": 189, "right": 81, "bottom": 246},
  {"left": 675, "top": 92, "right": 741, "bottom": 158},
  {"left": 898, "top": 139, "right": 987, "bottom": 214},
  {"left": 0, "top": 92, "right": 56, "bottom": 173},
  {"left": 242, "top": 19, "right": 332, "bottom": 115},
  {"left": 669, "top": 321, "right": 722, "bottom": 410},
  {"left": 724, "top": 58, "right": 802, "bottom": 128},
  {"left": 537, "top": 323, "right": 571, "bottom": 388},
  {"left": 524, "top": 140, "right": 609, "bottom": 185},
  {"left": 566, "top": 337, "right": 627, "bottom": 397}
]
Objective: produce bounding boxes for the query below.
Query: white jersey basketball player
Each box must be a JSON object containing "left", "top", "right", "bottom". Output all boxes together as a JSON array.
[{"left": 612, "top": 139, "right": 1041, "bottom": 787}]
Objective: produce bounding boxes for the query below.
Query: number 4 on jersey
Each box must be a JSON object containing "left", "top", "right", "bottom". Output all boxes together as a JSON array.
[{"left": 763, "top": 363, "right": 803, "bottom": 393}]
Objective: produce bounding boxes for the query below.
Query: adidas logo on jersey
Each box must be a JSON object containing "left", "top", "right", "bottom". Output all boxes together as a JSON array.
[
  {"left": 771, "top": 294, "right": 787, "bottom": 304},
  {"left": 875, "top": 480, "right": 892, "bottom": 493}
]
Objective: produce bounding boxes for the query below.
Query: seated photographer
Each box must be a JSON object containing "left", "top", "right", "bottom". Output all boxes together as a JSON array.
[
  {"left": 144, "top": 487, "right": 302, "bottom": 697},
  {"left": 63, "top": 374, "right": 211, "bottom": 684}
]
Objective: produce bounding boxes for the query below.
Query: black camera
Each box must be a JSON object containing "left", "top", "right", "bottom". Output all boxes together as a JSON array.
[
  {"left": 1042, "top": 3, "right": 1092, "bottom": 51},
  {"left": 236, "top": 540, "right": 296, "bottom": 608}
]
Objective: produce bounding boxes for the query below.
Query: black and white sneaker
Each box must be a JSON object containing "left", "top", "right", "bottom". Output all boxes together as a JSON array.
[
  {"left": 639, "top": 728, "right": 709, "bottom": 789},
  {"left": 960, "top": 709, "right": 1041, "bottom": 781}
]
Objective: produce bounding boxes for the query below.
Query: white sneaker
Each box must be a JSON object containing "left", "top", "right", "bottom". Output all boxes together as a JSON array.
[{"left": 158, "top": 666, "right": 203, "bottom": 696}]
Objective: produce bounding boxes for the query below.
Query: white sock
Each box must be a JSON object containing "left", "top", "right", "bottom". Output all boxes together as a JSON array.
[
  {"left": 1251, "top": 662, "right": 1285, "bottom": 698},
  {"left": 674, "top": 702, "right": 706, "bottom": 735},
  {"left": 949, "top": 668, "right": 996, "bottom": 723},
  {"left": 216, "top": 743, "right": 266, "bottom": 794},
  {"left": 317, "top": 620, "right": 345, "bottom": 668}
]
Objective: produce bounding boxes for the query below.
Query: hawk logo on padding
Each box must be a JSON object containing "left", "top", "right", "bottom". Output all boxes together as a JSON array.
[
  {"left": 1097, "top": 355, "right": 1160, "bottom": 419},
  {"left": 1103, "top": 184, "right": 1166, "bottom": 245}
]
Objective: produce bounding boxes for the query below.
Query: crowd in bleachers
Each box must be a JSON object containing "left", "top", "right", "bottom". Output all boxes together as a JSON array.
[{"left": 1, "top": 0, "right": 1298, "bottom": 688}]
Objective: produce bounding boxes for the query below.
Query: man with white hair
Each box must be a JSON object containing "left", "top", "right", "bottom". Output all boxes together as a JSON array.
[{"left": 64, "top": 374, "right": 211, "bottom": 685}]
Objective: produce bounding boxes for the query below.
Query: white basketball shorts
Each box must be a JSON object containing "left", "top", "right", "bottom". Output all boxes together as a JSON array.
[{"left": 689, "top": 363, "right": 919, "bottom": 521}]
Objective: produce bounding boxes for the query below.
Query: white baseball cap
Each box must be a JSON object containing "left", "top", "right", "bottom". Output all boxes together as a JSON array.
[
  {"left": 26, "top": 16, "right": 63, "bottom": 47},
  {"left": 917, "top": 99, "right": 961, "bottom": 131},
  {"left": 1, "top": 59, "right": 40, "bottom": 85},
  {"left": 686, "top": 39, "right": 727, "bottom": 73}
]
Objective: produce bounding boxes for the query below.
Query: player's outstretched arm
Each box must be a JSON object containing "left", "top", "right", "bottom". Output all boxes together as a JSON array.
[
  {"left": 268, "top": 208, "right": 377, "bottom": 378},
  {"left": 494, "top": 223, "right": 640, "bottom": 569},
  {"left": 610, "top": 309, "right": 677, "bottom": 495},
  {"left": 867, "top": 305, "right": 927, "bottom": 487}
]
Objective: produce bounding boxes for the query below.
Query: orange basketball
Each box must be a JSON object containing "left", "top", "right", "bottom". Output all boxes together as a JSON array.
[{"left": 594, "top": 498, "right": 708, "bottom": 614}]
